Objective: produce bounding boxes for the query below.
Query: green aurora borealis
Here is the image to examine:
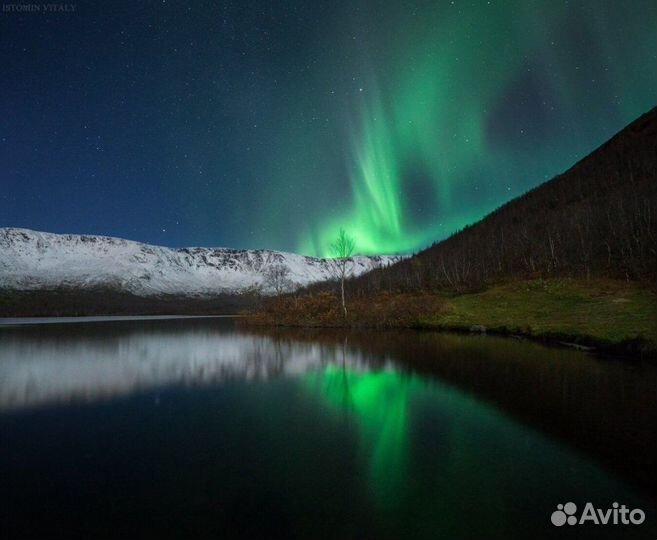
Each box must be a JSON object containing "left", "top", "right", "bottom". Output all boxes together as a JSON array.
[
  {"left": 293, "top": 0, "right": 656, "bottom": 255},
  {"left": 2, "top": 0, "right": 655, "bottom": 252}
]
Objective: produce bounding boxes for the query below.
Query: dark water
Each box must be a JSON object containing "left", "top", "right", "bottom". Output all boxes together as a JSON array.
[{"left": 0, "top": 318, "right": 655, "bottom": 539}]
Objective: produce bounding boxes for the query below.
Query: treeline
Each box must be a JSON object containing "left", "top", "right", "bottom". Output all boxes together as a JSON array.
[
  {"left": 0, "top": 287, "right": 260, "bottom": 317},
  {"left": 343, "top": 107, "right": 656, "bottom": 296}
]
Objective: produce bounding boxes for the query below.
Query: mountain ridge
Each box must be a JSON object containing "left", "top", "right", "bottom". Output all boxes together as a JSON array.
[{"left": 0, "top": 227, "right": 403, "bottom": 298}]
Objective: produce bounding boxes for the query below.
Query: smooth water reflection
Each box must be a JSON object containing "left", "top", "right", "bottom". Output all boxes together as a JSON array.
[
  {"left": 0, "top": 318, "right": 655, "bottom": 539},
  {"left": 0, "top": 322, "right": 362, "bottom": 410}
]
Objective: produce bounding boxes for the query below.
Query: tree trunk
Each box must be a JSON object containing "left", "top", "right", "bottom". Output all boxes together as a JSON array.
[{"left": 341, "top": 274, "right": 347, "bottom": 318}]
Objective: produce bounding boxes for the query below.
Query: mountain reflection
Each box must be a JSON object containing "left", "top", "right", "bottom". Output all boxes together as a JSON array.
[{"left": 0, "top": 320, "right": 384, "bottom": 411}]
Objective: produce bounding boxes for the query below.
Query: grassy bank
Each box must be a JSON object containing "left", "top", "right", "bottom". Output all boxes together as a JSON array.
[
  {"left": 420, "top": 279, "right": 656, "bottom": 354},
  {"left": 243, "top": 278, "right": 657, "bottom": 355}
]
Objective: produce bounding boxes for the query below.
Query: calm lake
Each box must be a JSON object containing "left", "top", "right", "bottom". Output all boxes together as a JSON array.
[{"left": 0, "top": 317, "right": 655, "bottom": 539}]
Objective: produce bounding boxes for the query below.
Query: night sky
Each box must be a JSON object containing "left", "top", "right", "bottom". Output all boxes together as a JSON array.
[{"left": 1, "top": 1, "right": 655, "bottom": 256}]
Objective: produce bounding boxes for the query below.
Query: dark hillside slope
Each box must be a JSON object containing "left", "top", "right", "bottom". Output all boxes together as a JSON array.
[
  {"left": 355, "top": 107, "right": 656, "bottom": 294},
  {"left": 247, "top": 110, "right": 656, "bottom": 351}
]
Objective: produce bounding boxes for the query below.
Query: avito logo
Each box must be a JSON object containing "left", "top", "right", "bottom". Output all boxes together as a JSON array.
[{"left": 551, "top": 502, "right": 645, "bottom": 526}]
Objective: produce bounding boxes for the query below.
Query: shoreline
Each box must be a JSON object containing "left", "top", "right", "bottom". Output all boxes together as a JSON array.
[
  {"left": 241, "top": 278, "right": 657, "bottom": 360},
  {"left": 0, "top": 314, "right": 240, "bottom": 327},
  {"left": 242, "top": 318, "right": 656, "bottom": 360},
  {"left": 413, "top": 323, "right": 655, "bottom": 359}
]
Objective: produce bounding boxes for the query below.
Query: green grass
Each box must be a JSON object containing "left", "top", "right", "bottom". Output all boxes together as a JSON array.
[
  {"left": 244, "top": 277, "right": 657, "bottom": 355},
  {"left": 418, "top": 278, "right": 657, "bottom": 350}
]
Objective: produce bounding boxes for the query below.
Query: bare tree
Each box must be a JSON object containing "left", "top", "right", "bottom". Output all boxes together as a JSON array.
[
  {"left": 264, "top": 264, "right": 293, "bottom": 295},
  {"left": 329, "top": 227, "right": 356, "bottom": 318}
]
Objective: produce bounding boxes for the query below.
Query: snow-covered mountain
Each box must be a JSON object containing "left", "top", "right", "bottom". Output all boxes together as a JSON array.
[{"left": 0, "top": 228, "right": 402, "bottom": 296}]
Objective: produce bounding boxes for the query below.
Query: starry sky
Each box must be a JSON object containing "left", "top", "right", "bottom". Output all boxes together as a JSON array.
[{"left": 1, "top": 1, "right": 655, "bottom": 256}]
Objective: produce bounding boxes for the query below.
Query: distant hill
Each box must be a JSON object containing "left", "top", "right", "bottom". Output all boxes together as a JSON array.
[{"left": 351, "top": 107, "right": 656, "bottom": 294}]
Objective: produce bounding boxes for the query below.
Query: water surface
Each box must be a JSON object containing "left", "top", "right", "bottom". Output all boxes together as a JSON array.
[{"left": 0, "top": 318, "right": 655, "bottom": 539}]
